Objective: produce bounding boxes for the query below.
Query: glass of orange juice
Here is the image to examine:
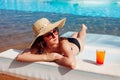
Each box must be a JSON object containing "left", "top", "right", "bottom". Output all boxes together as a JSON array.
[{"left": 96, "top": 50, "right": 105, "bottom": 64}]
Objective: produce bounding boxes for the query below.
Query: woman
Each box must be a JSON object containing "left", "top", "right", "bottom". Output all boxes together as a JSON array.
[{"left": 16, "top": 18, "right": 87, "bottom": 69}]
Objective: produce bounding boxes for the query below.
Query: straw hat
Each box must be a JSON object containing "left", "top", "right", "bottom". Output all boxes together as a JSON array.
[{"left": 29, "top": 18, "right": 66, "bottom": 47}]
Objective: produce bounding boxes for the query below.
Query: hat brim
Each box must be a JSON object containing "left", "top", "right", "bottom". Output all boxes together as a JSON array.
[{"left": 29, "top": 18, "right": 66, "bottom": 48}]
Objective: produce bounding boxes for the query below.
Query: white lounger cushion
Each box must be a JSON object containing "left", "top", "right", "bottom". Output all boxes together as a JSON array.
[{"left": 0, "top": 32, "right": 120, "bottom": 80}]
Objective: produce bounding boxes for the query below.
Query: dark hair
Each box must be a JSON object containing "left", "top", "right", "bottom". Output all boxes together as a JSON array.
[{"left": 31, "top": 36, "right": 46, "bottom": 54}]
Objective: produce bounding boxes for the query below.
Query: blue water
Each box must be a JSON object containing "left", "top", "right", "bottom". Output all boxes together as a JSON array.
[
  {"left": 0, "top": 0, "right": 120, "bottom": 36},
  {"left": 0, "top": 0, "right": 120, "bottom": 18}
]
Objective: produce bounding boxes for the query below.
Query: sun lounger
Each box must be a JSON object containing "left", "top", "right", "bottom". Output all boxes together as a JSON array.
[{"left": 0, "top": 32, "right": 120, "bottom": 80}]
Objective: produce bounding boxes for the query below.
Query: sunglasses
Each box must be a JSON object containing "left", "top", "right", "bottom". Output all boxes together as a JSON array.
[{"left": 43, "top": 28, "right": 59, "bottom": 39}]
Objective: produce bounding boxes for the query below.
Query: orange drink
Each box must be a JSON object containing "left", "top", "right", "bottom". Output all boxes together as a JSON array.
[{"left": 96, "top": 50, "right": 105, "bottom": 64}]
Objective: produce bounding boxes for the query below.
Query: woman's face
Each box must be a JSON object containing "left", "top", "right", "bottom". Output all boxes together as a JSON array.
[{"left": 43, "top": 28, "right": 59, "bottom": 47}]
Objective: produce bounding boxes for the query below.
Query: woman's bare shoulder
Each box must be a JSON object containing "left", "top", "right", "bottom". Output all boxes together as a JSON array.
[
  {"left": 60, "top": 37, "right": 70, "bottom": 46},
  {"left": 60, "top": 37, "right": 68, "bottom": 42}
]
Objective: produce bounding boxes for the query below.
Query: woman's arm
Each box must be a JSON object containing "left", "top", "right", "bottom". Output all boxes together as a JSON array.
[
  {"left": 55, "top": 55, "right": 76, "bottom": 69},
  {"left": 55, "top": 38, "right": 76, "bottom": 69},
  {"left": 16, "top": 48, "right": 61, "bottom": 62}
]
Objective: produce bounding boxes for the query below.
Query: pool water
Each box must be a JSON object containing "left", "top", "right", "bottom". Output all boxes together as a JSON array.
[
  {"left": 0, "top": 0, "right": 120, "bottom": 18},
  {"left": 0, "top": 0, "right": 120, "bottom": 36}
]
